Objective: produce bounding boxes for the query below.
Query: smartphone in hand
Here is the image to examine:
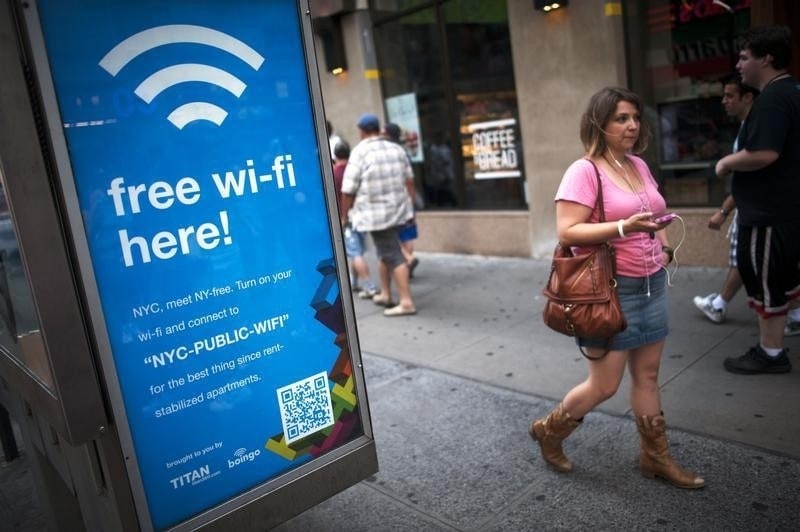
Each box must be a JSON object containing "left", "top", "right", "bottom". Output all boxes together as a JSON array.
[{"left": 654, "top": 213, "right": 678, "bottom": 224}]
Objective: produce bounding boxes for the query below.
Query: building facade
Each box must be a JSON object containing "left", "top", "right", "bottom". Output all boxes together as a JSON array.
[{"left": 313, "top": 0, "right": 799, "bottom": 266}]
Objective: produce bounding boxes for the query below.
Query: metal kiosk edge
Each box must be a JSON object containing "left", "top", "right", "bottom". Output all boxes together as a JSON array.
[{"left": 0, "top": 0, "right": 377, "bottom": 530}]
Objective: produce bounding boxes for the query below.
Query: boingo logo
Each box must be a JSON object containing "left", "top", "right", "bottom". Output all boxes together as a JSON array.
[{"left": 228, "top": 447, "right": 261, "bottom": 469}]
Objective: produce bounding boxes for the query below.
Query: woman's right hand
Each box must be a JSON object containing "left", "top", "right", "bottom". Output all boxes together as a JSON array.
[{"left": 621, "top": 212, "right": 662, "bottom": 235}]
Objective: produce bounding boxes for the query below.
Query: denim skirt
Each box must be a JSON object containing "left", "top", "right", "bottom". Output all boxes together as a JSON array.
[{"left": 577, "top": 269, "right": 668, "bottom": 351}]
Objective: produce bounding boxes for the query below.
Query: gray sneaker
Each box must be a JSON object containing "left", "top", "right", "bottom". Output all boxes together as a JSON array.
[
  {"left": 784, "top": 317, "right": 800, "bottom": 336},
  {"left": 692, "top": 293, "right": 725, "bottom": 323}
]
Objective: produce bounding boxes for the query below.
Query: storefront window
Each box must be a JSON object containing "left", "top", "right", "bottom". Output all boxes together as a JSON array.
[
  {"left": 625, "top": 0, "right": 751, "bottom": 206},
  {"left": 372, "top": 0, "right": 525, "bottom": 210}
]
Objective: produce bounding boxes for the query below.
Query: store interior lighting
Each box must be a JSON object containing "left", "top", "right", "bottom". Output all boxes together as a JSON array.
[
  {"left": 314, "top": 16, "right": 348, "bottom": 76},
  {"left": 534, "top": 0, "right": 568, "bottom": 12}
]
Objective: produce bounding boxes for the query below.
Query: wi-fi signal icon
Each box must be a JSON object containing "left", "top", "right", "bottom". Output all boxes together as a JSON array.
[
  {"left": 233, "top": 448, "right": 247, "bottom": 458},
  {"left": 99, "top": 24, "right": 264, "bottom": 129}
]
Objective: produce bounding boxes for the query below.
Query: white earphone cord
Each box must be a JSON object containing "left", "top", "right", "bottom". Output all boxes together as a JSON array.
[{"left": 655, "top": 215, "right": 686, "bottom": 287}]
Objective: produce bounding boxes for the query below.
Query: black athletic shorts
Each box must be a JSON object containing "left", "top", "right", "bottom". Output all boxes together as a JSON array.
[{"left": 736, "top": 223, "right": 800, "bottom": 317}]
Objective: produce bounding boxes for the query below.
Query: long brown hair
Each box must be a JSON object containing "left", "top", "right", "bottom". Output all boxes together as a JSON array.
[{"left": 579, "top": 87, "right": 651, "bottom": 157}]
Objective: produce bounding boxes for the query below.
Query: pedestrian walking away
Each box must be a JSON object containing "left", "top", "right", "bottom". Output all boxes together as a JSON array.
[
  {"left": 332, "top": 141, "right": 379, "bottom": 300},
  {"left": 531, "top": 87, "right": 704, "bottom": 489},
  {"left": 340, "top": 113, "right": 417, "bottom": 317},
  {"left": 714, "top": 25, "right": 799, "bottom": 375},
  {"left": 693, "top": 74, "right": 758, "bottom": 324},
  {"left": 383, "top": 122, "right": 420, "bottom": 278},
  {"left": 326, "top": 120, "right": 344, "bottom": 163}
]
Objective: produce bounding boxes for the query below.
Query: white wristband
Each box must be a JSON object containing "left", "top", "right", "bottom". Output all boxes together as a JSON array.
[{"left": 617, "top": 219, "right": 626, "bottom": 238}]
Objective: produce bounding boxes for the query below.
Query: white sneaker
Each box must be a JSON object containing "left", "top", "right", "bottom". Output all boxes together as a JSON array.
[
  {"left": 692, "top": 293, "right": 725, "bottom": 324},
  {"left": 785, "top": 317, "right": 800, "bottom": 336},
  {"left": 357, "top": 286, "right": 379, "bottom": 299}
]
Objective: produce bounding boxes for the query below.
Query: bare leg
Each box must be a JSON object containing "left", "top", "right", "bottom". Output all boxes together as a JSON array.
[
  {"left": 391, "top": 262, "right": 414, "bottom": 309},
  {"left": 628, "top": 340, "right": 664, "bottom": 416},
  {"left": 400, "top": 241, "right": 413, "bottom": 264},
  {"left": 377, "top": 260, "right": 392, "bottom": 300},
  {"left": 562, "top": 349, "right": 628, "bottom": 419},
  {"left": 760, "top": 314, "right": 787, "bottom": 349},
  {"left": 401, "top": 239, "right": 419, "bottom": 278},
  {"left": 352, "top": 255, "right": 372, "bottom": 286},
  {"left": 719, "top": 268, "right": 743, "bottom": 303}
]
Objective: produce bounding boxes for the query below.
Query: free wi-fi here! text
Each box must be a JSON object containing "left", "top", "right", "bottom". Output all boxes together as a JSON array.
[{"left": 107, "top": 154, "right": 297, "bottom": 267}]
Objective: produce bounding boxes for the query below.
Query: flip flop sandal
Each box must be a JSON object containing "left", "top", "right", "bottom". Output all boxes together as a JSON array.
[
  {"left": 372, "top": 295, "right": 395, "bottom": 307},
  {"left": 383, "top": 305, "right": 417, "bottom": 317}
]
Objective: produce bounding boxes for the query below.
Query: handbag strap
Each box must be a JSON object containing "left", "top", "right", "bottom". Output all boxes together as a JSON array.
[
  {"left": 584, "top": 158, "right": 617, "bottom": 273},
  {"left": 580, "top": 158, "right": 615, "bottom": 361},
  {"left": 584, "top": 158, "right": 606, "bottom": 223}
]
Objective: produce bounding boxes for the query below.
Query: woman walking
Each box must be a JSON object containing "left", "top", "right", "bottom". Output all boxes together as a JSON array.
[{"left": 531, "top": 87, "right": 704, "bottom": 489}]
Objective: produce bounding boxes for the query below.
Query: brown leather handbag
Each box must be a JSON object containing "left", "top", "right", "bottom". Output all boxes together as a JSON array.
[{"left": 542, "top": 160, "right": 626, "bottom": 359}]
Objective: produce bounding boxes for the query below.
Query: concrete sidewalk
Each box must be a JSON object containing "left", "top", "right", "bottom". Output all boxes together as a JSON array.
[
  {"left": 4, "top": 252, "right": 800, "bottom": 530},
  {"left": 350, "top": 252, "right": 800, "bottom": 458}
]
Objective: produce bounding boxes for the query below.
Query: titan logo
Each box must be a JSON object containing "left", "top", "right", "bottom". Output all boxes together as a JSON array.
[{"left": 169, "top": 464, "right": 211, "bottom": 489}]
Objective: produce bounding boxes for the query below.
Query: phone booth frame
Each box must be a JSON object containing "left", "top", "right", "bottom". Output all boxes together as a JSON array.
[{"left": 0, "top": 1, "right": 377, "bottom": 530}]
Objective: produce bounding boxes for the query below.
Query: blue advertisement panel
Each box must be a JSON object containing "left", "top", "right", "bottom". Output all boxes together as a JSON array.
[{"left": 34, "top": 1, "right": 362, "bottom": 529}]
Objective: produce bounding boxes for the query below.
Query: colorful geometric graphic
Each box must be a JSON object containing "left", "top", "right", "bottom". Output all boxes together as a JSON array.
[{"left": 265, "top": 258, "right": 361, "bottom": 459}]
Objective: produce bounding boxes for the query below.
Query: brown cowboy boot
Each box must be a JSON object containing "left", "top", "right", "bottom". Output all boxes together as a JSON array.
[
  {"left": 635, "top": 414, "right": 705, "bottom": 489},
  {"left": 529, "top": 403, "right": 581, "bottom": 472}
]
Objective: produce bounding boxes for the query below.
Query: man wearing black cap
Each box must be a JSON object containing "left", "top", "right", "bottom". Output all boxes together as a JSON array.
[{"left": 340, "top": 113, "right": 417, "bottom": 316}]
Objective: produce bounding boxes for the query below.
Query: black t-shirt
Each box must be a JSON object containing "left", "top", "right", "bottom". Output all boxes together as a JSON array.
[{"left": 732, "top": 76, "right": 800, "bottom": 225}]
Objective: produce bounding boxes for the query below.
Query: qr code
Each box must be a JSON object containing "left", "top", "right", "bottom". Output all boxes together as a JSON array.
[{"left": 276, "top": 371, "right": 335, "bottom": 444}]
